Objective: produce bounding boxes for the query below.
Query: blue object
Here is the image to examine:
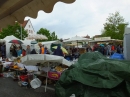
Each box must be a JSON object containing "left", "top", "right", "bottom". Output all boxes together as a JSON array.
[
  {"left": 66, "top": 57, "right": 70, "bottom": 61},
  {"left": 110, "top": 53, "right": 124, "bottom": 60},
  {"left": 22, "top": 82, "right": 28, "bottom": 86},
  {"left": 17, "top": 49, "right": 22, "bottom": 56}
]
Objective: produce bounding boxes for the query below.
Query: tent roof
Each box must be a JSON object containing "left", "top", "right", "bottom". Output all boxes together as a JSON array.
[
  {"left": 0, "top": 0, "right": 75, "bottom": 28},
  {"left": 64, "top": 36, "right": 91, "bottom": 42},
  {"left": 42, "top": 41, "right": 58, "bottom": 44},
  {"left": 89, "top": 39, "right": 123, "bottom": 43},
  {"left": 3, "top": 35, "right": 20, "bottom": 42}
]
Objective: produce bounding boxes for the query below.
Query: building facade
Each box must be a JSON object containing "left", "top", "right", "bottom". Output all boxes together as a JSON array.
[{"left": 22, "top": 19, "right": 35, "bottom": 36}]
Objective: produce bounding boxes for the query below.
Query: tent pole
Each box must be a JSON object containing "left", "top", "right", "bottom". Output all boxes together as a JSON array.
[
  {"left": 77, "top": 40, "right": 78, "bottom": 48},
  {"left": 45, "top": 62, "right": 49, "bottom": 92}
]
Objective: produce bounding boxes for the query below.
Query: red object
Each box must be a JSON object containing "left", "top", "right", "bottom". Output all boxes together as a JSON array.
[
  {"left": 0, "top": 73, "right": 3, "bottom": 77},
  {"left": 111, "top": 45, "right": 115, "bottom": 51},
  {"left": 22, "top": 50, "right": 26, "bottom": 56},
  {"left": 9, "top": 40, "right": 23, "bottom": 44},
  {"left": 48, "top": 71, "right": 61, "bottom": 80},
  {"left": 20, "top": 75, "right": 28, "bottom": 81}
]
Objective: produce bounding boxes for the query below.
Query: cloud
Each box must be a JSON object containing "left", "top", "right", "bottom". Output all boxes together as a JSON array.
[{"left": 25, "top": 0, "right": 130, "bottom": 39}]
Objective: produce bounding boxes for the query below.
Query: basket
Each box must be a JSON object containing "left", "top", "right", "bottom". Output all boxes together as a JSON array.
[{"left": 3, "top": 72, "right": 10, "bottom": 77}]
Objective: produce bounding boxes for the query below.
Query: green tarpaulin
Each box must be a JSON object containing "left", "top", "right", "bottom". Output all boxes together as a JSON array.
[{"left": 55, "top": 52, "right": 130, "bottom": 97}]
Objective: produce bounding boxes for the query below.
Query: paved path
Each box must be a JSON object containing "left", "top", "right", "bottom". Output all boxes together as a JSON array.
[{"left": 0, "top": 77, "right": 55, "bottom": 97}]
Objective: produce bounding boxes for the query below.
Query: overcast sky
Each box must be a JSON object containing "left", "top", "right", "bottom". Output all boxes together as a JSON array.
[{"left": 25, "top": 0, "right": 130, "bottom": 39}]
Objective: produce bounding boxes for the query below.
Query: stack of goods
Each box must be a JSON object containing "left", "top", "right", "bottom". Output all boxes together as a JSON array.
[{"left": 48, "top": 65, "right": 66, "bottom": 80}]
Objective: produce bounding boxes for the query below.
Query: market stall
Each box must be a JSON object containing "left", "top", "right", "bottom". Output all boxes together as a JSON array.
[
  {"left": 21, "top": 54, "right": 72, "bottom": 92},
  {"left": 2, "top": 35, "right": 23, "bottom": 58},
  {"left": 0, "top": 54, "right": 72, "bottom": 92}
]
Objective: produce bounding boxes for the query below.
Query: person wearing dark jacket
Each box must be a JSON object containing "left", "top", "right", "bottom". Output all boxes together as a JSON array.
[
  {"left": 53, "top": 45, "right": 64, "bottom": 57},
  {"left": 10, "top": 44, "right": 17, "bottom": 57}
]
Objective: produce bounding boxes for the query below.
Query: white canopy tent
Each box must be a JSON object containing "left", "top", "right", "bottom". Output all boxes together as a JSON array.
[
  {"left": 3, "top": 35, "right": 22, "bottom": 58},
  {"left": 22, "top": 39, "right": 32, "bottom": 46},
  {"left": 33, "top": 40, "right": 58, "bottom": 54},
  {"left": 3, "top": 35, "right": 20, "bottom": 41},
  {"left": 64, "top": 36, "right": 91, "bottom": 42},
  {"left": 64, "top": 36, "right": 91, "bottom": 47},
  {"left": 42, "top": 40, "right": 58, "bottom": 49}
]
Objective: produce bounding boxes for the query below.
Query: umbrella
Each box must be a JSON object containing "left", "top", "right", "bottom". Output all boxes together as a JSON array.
[
  {"left": 52, "top": 46, "right": 68, "bottom": 54},
  {"left": 9, "top": 39, "right": 23, "bottom": 44},
  {"left": 26, "top": 34, "right": 48, "bottom": 40}
]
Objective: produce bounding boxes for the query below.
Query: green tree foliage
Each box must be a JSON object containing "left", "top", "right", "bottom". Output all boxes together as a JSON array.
[
  {"left": 0, "top": 23, "right": 28, "bottom": 40},
  {"left": 37, "top": 28, "right": 58, "bottom": 41},
  {"left": 101, "top": 11, "right": 128, "bottom": 40}
]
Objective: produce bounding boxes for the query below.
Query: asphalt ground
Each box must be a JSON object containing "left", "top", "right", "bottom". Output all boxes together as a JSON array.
[{"left": 0, "top": 77, "right": 55, "bottom": 97}]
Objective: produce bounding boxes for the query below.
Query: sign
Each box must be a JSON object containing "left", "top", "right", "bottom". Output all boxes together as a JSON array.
[
  {"left": 94, "top": 37, "right": 111, "bottom": 41},
  {"left": 48, "top": 71, "right": 61, "bottom": 80}
]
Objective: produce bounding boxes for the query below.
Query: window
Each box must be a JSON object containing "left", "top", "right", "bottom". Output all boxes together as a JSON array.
[{"left": 29, "top": 25, "right": 30, "bottom": 28}]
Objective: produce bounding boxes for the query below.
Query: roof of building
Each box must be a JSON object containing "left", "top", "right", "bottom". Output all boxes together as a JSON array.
[
  {"left": 0, "top": 28, "right": 2, "bottom": 32},
  {"left": 93, "top": 35, "right": 102, "bottom": 38},
  {"left": 22, "top": 19, "right": 29, "bottom": 28},
  {"left": 84, "top": 35, "right": 90, "bottom": 38}
]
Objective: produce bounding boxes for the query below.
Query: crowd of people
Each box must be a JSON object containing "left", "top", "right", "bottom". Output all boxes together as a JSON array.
[
  {"left": 63, "top": 43, "right": 123, "bottom": 61},
  {"left": 0, "top": 42, "right": 123, "bottom": 61},
  {"left": 87, "top": 43, "right": 123, "bottom": 56},
  {"left": 9, "top": 43, "right": 52, "bottom": 58}
]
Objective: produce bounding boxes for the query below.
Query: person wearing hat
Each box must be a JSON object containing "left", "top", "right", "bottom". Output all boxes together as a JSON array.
[{"left": 38, "top": 43, "right": 45, "bottom": 54}]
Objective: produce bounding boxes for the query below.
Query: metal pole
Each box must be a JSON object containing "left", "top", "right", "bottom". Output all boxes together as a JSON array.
[
  {"left": 21, "top": 24, "right": 22, "bottom": 40},
  {"left": 45, "top": 62, "right": 49, "bottom": 92}
]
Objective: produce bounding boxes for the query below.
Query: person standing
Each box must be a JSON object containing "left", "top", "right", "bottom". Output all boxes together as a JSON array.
[
  {"left": 53, "top": 45, "right": 64, "bottom": 57},
  {"left": 44, "top": 47, "right": 47, "bottom": 54},
  {"left": 106, "top": 44, "right": 111, "bottom": 56},
  {"left": 111, "top": 44, "right": 115, "bottom": 55},
  {"left": 16, "top": 47, "right": 22, "bottom": 57},
  {"left": 10, "top": 44, "right": 17, "bottom": 57},
  {"left": 26, "top": 45, "right": 31, "bottom": 55},
  {"left": 1, "top": 42, "right": 6, "bottom": 58},
  {"left": 38, "top": 43, "right": 44, "bottom": 54}
]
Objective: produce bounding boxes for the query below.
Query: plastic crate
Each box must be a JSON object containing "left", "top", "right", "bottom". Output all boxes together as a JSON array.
[{"left": 3, "top": 72, "right": 10, "bottom": 77}]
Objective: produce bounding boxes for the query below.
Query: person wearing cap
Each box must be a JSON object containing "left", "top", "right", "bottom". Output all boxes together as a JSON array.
[{"left": 38, "top": 43, "right": 44, "bottom": 54}]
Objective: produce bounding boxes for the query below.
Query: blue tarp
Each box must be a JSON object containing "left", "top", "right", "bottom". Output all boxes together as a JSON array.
[{"left": 110, "top": 53, "right": 124, "bottom": 60}]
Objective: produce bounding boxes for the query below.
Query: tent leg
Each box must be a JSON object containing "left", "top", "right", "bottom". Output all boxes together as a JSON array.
[
  {"left": 45, "top": 76, "right": 48, "bottom": 92},
  {"left": 45, "top": 62, "right": 49, "bottom": 92}
]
